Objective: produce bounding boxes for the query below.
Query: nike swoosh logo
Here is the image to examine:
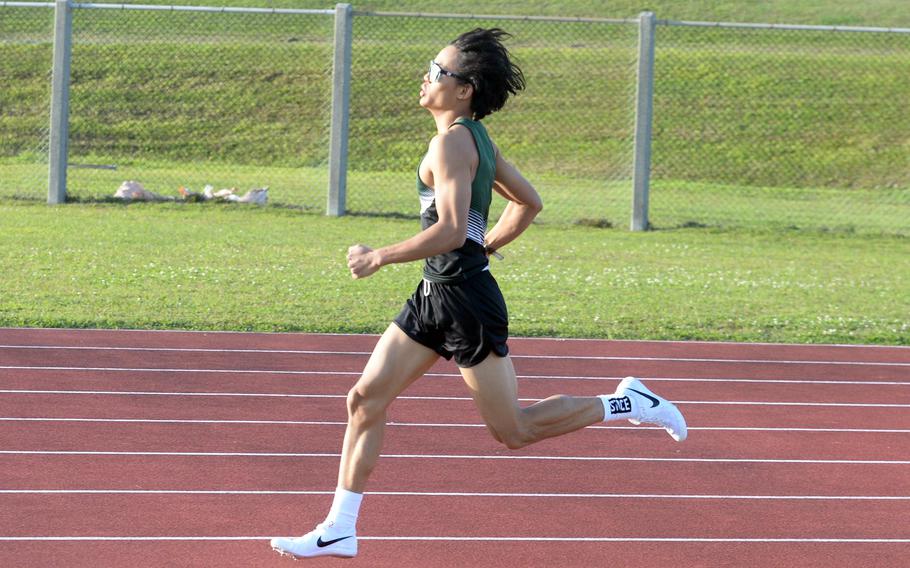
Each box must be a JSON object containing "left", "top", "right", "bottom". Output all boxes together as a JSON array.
[
  {"left": 316, "top": 535, "right": 353, "bottom": 548},
  {"left": 627, "top": 387, "right": 660, "bottom": 408}
]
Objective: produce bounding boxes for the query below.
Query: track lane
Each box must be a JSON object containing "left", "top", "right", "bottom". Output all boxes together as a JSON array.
[
  {"left": 0, "top": 540, "right": 903, "bottom": 568},
  {"left": 3, "top": 347, "right": 908, "bottom": 380},
  {"left": 2, "top": 328, "right": 908, "bottom": 363},
  {"left": 3, "top": 455, "right": 907, "bottom": 496},
  {"left": 2, "top": 494, "right": 909, "bottom": 541},
  {"left": 2, "top": 392, "right": 909, "bottom": 429},
  {"left": 2, "top": 421, "right": 909, "bottom": 461},
  {"left": 2, "top": 368, "right": 908, "bottom": 404}
]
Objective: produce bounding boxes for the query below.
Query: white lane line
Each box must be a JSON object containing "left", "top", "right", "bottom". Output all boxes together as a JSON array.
[
  {"left": 2, "top": 365, "right": 909, "bottom": 386},
  {"left": 2, "top": 417, "right": 908, "bottom": 434},
  {"left": 0, "top": 365, "right": 352, "bottom": 377},
  {"left": 368, "top": 536, "right": 910, "bottom": 543},
  {"left": 2, "top": 345, "right": 908, "bottom": 366},
  {"left": 2, "top": 489, "right": 908, "bottom": 500},
  {"left": 0, "top": 536, "right": 908, "bottom": 543},
  {"left": 682, "top": 401, "right": 910, "bottom": 408},
  {"left": 643, "top": 377, "right": 910, "bottom": 386},
  {"left": 0, "top": 366, "right": 351, "bottom": 376},
  {"left": 2, "top": 389, "right": 909, "bottom": 408},
  {"left": 1, "top": 451, "right": 908, "bottom": 465},
  {"left": 0, "top": 345, "right": 343, "bottom": 353}
]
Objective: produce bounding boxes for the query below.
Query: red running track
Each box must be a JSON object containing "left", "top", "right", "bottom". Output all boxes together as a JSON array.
[{"left": 0, "top": 328, "right": 909, "bottom": 567}]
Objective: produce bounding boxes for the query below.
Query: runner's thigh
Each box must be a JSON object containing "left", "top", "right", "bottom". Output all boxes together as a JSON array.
[
  {"left": 354, "top": 324, "right": 440, "bottom": 405},
  {"left": 459, "top": 353, "right": 522, "bottom": 433}
]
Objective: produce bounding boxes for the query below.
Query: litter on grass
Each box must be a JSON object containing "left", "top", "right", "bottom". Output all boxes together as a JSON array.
[
  {"left": 113, "top": 181, "right": 268, "bottom": 205},
  {"left": 180, "top": 184, "right": 269, "bottom": 205},
  {"left": 113, "top": 180, "right": 173, "bottom": 202}
]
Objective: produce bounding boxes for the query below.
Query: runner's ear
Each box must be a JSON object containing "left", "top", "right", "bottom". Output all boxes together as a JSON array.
[{"left": 457, "top": 82, "right": 474, "bottom": 100}]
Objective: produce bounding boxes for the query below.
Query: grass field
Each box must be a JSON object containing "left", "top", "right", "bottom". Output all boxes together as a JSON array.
[
  {"left": 0, "top": 0, "right": 908, "bottom": 344},
  {"left": 1, "top": 200, "right": 907, "bottom": 344}
]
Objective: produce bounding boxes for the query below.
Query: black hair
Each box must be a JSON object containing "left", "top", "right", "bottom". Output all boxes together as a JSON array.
[{"left": 450, "top": 28, "right": 526, "bottom": 120}]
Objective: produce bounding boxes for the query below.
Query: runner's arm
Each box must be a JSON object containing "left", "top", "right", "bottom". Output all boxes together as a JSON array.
[
  {"left": 484, "top": 147, "right": 543, "bottom": 255},
  {"left": 347, "top": 130, "right": 475, "bottom": 279}
]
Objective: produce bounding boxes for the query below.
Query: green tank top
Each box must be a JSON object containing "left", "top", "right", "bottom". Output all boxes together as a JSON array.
[{"left": 418, "top": 117, "right": 496, "bottom": 283}]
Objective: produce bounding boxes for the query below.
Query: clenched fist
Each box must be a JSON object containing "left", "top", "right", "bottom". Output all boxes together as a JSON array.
[{"left": 347, "top": 244, "right": 382, "bottom": 279}]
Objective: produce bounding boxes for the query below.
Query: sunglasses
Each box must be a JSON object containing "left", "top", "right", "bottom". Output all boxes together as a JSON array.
[{"left": 428, "top": 60, "right": 470, "bottom": 84}]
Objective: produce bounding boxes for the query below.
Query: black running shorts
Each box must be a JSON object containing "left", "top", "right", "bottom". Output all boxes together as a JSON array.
[{"left": 393, "top": 270, "right": 509, "bottom": 368}]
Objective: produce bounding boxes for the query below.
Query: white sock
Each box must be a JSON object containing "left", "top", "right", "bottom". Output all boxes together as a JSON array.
[
  {"left": 599, "top": 392, "right": 639, "bottom": 423},
  {"left": 324, "top": 487, "right": 363, "bottom": 534}
]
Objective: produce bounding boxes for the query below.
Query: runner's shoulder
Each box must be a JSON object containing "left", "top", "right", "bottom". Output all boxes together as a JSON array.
[{"left": 437, "top": 125, "right": 477, "bottom": 160}]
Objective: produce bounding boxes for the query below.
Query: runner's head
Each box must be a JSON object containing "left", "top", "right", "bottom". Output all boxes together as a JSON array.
[
  {"left": 450, "top": 28, "right": 525, "bottom": 120},
  {"left": 421, "top": 29, "right": 525, "bottom": 120}
]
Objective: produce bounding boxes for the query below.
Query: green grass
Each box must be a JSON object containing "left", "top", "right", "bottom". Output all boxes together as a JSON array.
[{"left": 1, "top": 201, "right": 907, "bottom": 344}]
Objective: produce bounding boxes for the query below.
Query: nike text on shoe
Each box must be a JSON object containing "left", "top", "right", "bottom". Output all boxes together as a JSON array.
[
  {"left": 270, "top": 523, "right": 358, "bottom": 559},
  {"left": 617, "top": 376, "right": 688, "bottom": 442}
]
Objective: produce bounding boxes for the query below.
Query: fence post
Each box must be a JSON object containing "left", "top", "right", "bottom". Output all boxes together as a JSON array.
[
  {"left": 631, "top": 11, "right": 655, "bottom": 231},
  {"left": 327, "top": 3, "right": 353, "bottom": 216},
  {"left": 48, "top": 0, "right": 73, "bottom": 205}
]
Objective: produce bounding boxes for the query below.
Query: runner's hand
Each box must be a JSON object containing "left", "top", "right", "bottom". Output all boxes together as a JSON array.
[{"left": 347, "top": 244, "right": 382, "bottom": 279}]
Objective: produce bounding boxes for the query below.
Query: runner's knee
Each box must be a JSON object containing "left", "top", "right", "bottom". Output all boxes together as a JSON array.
[
  {"left": 489, "top": 419, "right": 533, "bottom": 450},
  {"left": 346, "top": 385, "right": 385, "bottom": 426},
  {"left": 498, "top": 428, "right": 532, "bottom": 450}
]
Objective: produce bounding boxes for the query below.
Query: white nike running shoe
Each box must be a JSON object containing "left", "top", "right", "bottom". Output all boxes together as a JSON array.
[
  {"left": 617, "top": 376, "right": 688, "bottom": 442},
  {"left": 270, "top": 522, "right": 358, "bottom": 559}
]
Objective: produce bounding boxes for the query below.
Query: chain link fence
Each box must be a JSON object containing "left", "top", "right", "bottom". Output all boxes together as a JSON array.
[
  {"left": 0, "top": 3, "right": 54, "bottom": 200},
  {"left": 650, "top": 21, "right": 910, "bottom": 232},
  {"left": 1, "top": 3, "right": 335, "bottom": 209},
  {"left": 345, "top": 13, "right": 639, "bottom": 225},
  {"left": 1, "top": 3, "right": 907, "bottom": 234}
]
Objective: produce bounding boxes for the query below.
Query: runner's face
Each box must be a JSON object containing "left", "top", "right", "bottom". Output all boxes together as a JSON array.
[{"left": 420, "top": 45, "right": 467, "bottom": 111}]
